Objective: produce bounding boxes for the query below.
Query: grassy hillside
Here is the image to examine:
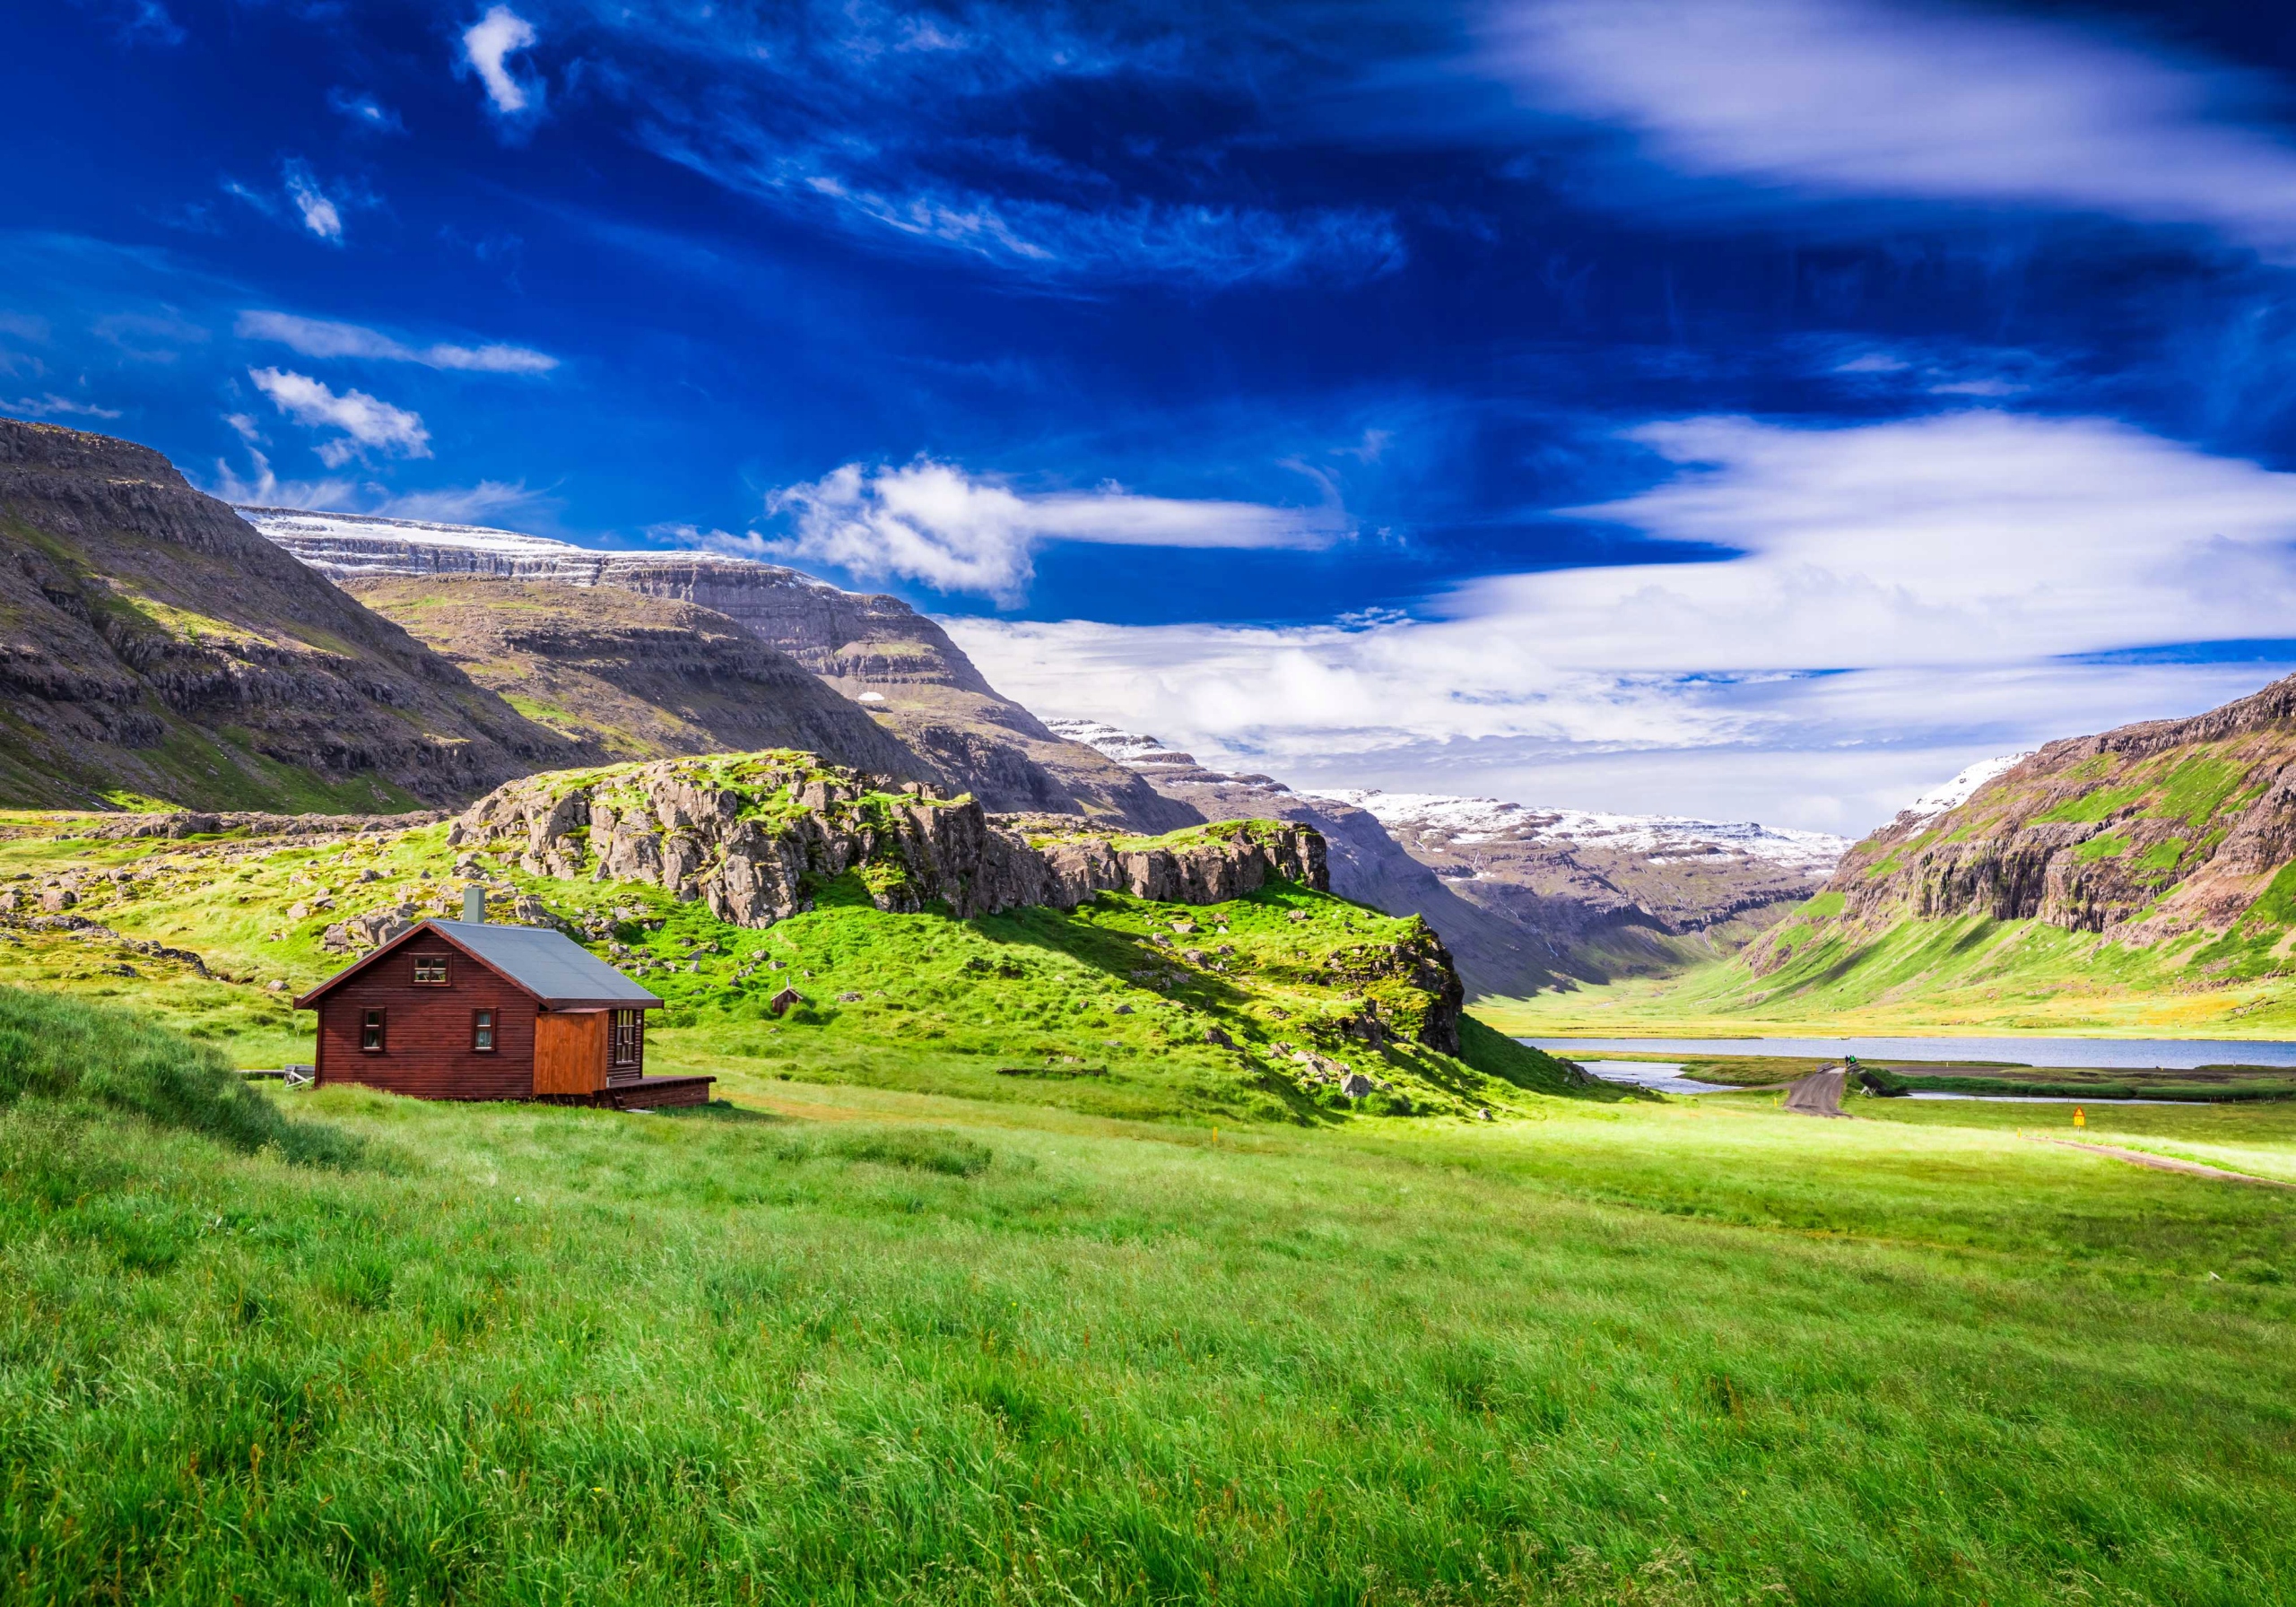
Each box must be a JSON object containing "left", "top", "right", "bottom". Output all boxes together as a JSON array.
[
  {"left": 0, "top": 810, "right": 1590, "bottom": 1121},
  {"left": 2, "top": 1001, "right": 2293, "bottom": 1601},
  {"left": 1489, "top": 674, "right": 2296, "bottom": 1039},
  {"left": 1483, "top": 905, "right": 2296, "bottom": 1039}
]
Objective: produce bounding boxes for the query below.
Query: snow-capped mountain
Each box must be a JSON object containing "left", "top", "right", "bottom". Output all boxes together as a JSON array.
[{"left": 1316, "top": 791, "right": 1850, "bottom": 877}]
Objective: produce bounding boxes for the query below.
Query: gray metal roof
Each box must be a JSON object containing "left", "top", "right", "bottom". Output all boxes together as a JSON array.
[{"left": 427, "top": 919, "right": 663, "bottom": 1007}]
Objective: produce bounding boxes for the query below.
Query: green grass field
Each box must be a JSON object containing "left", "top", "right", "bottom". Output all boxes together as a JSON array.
[{"left": 3, "top": 990, "right": 2295, "bottom": 1603}]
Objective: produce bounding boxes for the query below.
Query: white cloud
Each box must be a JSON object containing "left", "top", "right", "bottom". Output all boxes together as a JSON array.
[
  {"left": 248, "top": 367, "right": 430, "bottom": 466},
  {"left": 463, "top": 6, "right": 541, "bottom": 117},
  {"left": 282, "top": 159, "right": 344, "bottom": 243},
  {"left": 942, "top": 412, "right": 2296, "bottom": 832},
  {"left": 236, "top": 310, "right": 557, "bottom": 373},
  {"left": 3, "top": 395, "right": 123, "bottom": 421},
  {"left": 753, "top": 458, "right": 1344, "bottom": 604},
  {"left": 1488, "top": 0, "right": 2296, "bottom": 256}
]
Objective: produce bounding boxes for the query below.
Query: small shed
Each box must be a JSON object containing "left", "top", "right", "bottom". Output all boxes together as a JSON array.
[{"left": 294, "top": 918, "right": 713, "bottom": 1108}]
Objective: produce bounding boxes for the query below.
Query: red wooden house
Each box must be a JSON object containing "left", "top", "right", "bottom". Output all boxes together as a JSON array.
[{"left": 295, "top": 917, "right": 713, "bottom": 1108}]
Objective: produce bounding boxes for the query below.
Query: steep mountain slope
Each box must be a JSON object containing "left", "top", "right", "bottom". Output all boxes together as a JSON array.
[
  {"left": 341, "top": 576, "right": 931, "bottom": 777},
  {"left": 0, "top": 420, "right": 566, "bottom": 811},
  {"left": 243, "top": 508, "right": 1195, "bottom": 831},
  {"left": 1048, "top": 719, "right": 1845, "bottom": 997},
  {"left": 1754, "top": 674, "right": 2296, "bottom": 972},
  {"left": 1537, "top": 673, "right": 2296, "bottom": 1034}
]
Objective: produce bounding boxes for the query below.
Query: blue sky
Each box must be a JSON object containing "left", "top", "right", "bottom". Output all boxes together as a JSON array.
[{"left": 12, "top": 0, "right": 2296, "bottom": 830}]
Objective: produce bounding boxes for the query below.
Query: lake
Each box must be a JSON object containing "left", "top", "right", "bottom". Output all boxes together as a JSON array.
[
  {"left": 1574, "top": 1058, "right": 2196, "bottom": 1105},
  {"left": 1526, "top": 1035, "right": 2296, "bottom": 1070}
]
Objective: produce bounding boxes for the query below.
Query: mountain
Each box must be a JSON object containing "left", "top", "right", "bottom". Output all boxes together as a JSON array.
[
  {"left": 338, "top": 576, "right": 930, "bottom": 776},
  {"left": 242, "top": 508, "right": 1196, "bottom": 831},
  {"left": 1658, "top": 673, "right": 2296, "bottom": 1030},
  {"left": 1046, "top": 719, "right": 1848, "bottom": 997},
  {"left": 0, "top": 420, "right": 566, "bottom": 811}
]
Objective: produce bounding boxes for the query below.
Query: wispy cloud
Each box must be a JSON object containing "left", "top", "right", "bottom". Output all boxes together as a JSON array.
[
  {"left": 376, "top": 481, "right": 551, "bottom": 523},
  {"left": 462, "top": 6, "right": 542, "bottom": 118},
  {"left": 72, "top": 0, "right": 183, "bottom": 48},
  {"left": 281, "top": 158, "right": 344, "bottom": 243},
  {"left": 327, "top": 88, "right": 405, "bottom": 136},
  {"left": 209, "top": 447, "right": 360, "bottom": 511},
  {"left": 577, "top": 2, "right": 1401, "bottom": 288},
  {"left": 91, "top": 307, "right": 207, "bottom": 362},
  {"left": 1485, "top": 0, "right": 2296, "bottom": 256},
  {"left": 749, "top": 457, "right": 1344, "bottom": 604},
  {"left": 944, "top": 412, "right": 2296, "bottom": 830},
  {"left": 248, "top": 367, "right": 430, "bottom": 466},
  {"left": 236, "top": 310, "right": 557, "bottom": 374},
  {"left": 3, "top": 394, "right": 122, "bottom": 421},
  {"left": 222, "top": 159, "right": 370, "bottom": 245},
  {"left": 643, "top": 127, "right": 1406, "bottom": 286}
]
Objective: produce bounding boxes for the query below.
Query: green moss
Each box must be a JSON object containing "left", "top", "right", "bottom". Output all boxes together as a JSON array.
[
  {"left": 1799, "top": 891, "right": 1846, "bottom": 919},
  {"left": 2134, "top": 838, "right": 2190, "bottom": 873},
  {"left": 2151, "top": 754, "right": 2257, "bottom": 829},
  {"left": 2074, "top": 830, "right": 2133, "bottom": 863},
  {"left": 2034, "top": 784, "right": 2147, "bottom": 825}
]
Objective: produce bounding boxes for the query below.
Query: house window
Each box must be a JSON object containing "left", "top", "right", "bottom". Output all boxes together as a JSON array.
[
  {"left": 412, "top": 955, "right": 449, "bottom": 985},
  {"left": 361, "top": 1009, "right": 386, "bottom": 1052},
  {"left": 472, "top": 1010, "right": 495, "bottom": 1053},
  {"left": 610, "top": 1009, "right": 642, "bottom": 1069}
]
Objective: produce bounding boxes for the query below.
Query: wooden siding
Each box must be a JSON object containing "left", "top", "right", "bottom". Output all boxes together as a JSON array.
[
  {"left": 533, "top": 1010, "right": 607, "bottom": 1096},
  {"left": 316, "top": 951, "right": 535, "bottom": 1100},
  {"left": 606, "top": 1009, "right": 648, "bottom": 1086}
]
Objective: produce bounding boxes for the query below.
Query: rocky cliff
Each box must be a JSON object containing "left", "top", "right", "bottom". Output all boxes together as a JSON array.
[
  {"left": 0, "top": 420, "right": 567, "bottom": 810},
  {"left": 242, "top": 508, "right": 1196, "bottom": 831},
  {"left": 339, "top": 576, "right": 932, "bottom": 777},
  {"left": 1747, "top": 671, "right": 2296, "bottom": 979},
  {"left": 445, "top": 751, "right": 1326, "bottom": 929}
]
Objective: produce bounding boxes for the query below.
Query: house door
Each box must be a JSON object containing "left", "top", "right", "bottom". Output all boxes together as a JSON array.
[{"left": 533, "top": 1010, "right": 607, "bottom": 1095}]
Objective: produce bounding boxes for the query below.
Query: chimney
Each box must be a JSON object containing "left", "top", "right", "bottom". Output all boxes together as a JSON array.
[{"left": 462, "top": 885, "right": 486, "bottom": 924}]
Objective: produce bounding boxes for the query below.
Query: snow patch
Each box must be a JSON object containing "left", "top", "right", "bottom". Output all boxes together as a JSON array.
[
  {"left": 1904, "top": 752, "right": 2034, "bottom": 822},
  {"left": 235, "top": 505, "right": 853, "bottom": 594}
]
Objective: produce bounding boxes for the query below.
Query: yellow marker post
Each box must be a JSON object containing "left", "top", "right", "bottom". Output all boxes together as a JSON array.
[{"left": 2074, "top": 1107, "right": 2086, "bottom": 1129}]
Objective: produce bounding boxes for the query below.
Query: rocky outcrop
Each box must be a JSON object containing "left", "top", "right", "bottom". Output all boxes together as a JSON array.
[
  {"left": 1749, "top": 670, "right": 2296, "bottom": 975},
  {"left": 0, "top": 421, "right": 570, "bottom": 810},
  {"left": 242, "top": 508, "right": 1196, "bottom": 830},
  {"left": 446, "top": 754, "right": 1326, "bottom": 927}
]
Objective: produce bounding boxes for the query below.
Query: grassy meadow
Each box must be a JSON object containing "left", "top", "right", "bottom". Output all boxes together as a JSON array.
[
  {"left": 4, "top": 812, "right": 2296, "bottom": 1601},
  {"left": 3, "top": 998, "right": 2296, "bottom": 1603}
]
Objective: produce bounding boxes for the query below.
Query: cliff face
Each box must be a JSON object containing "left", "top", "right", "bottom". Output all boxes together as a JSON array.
[
  {"left": 340, "top": 576, "right": 932, "bottom": 778},
  {"left": 0, "top": 421, "right": 567, "bottom": 810},
  {"left": 1748, "top": 672, "right": 2296, "bottom": 977},
  {"left": 445, "top": 752, "right": 1326, "bottom": 927},
  {"left": 242, "top": 508, "right": 1196, "bottom": 831}
]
